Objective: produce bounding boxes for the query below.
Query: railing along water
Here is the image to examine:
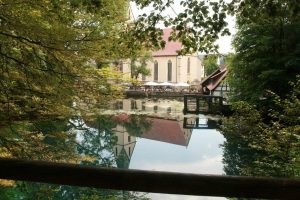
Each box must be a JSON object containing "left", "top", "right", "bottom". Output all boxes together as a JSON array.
[{"left": 0, "top": 158, "right": 299, "bottom": 199}]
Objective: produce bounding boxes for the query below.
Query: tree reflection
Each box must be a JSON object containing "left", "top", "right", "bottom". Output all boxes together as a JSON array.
[
  {"left": 122, "top": 115, "right": 152, "bottom": 137},
  {"left": 0, "top": 114, "right": 152, "bottom": 199},
  {"left": 75, "top": 115, "right": 118, "bottom": 167}
]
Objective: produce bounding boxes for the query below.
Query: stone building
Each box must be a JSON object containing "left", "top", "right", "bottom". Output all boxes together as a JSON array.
[{"left": 120, "top": 28, "right": 204, "bottom": 85}]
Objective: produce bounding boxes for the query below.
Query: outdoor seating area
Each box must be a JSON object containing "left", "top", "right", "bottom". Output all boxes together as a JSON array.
[{"left": 127, "top": 81, "right": 200, "bottom": 93}]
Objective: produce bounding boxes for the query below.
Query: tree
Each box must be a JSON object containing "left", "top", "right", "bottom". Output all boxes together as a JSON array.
[
  {"left": 130, "top": 52, "right": 152, "bottom": 80},
  {"left": 220, "top": 77, "right": 300, "bottom": 178},
  {"left": 0, "top": 114, "right": 151, "bottom": 199},
  {"left": 228, "top": 1, "right": 300, "bottom": 103},
  {"left": 203, "top": 55, "right": 218, "bottom": 76},
  {"left": 0, "top": 0, "right": 133, "bottom": 127},
  {"left": 131, "top": 0, "right": 230, "bottom": 54},
  {"left": 0, "top": 1, "right": 152, "bottom": 196}
]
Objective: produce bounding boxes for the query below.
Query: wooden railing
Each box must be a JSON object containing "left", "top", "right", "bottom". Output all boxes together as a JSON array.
[{"left": 0, "top": 158, "right": 299, "bottom": 199}]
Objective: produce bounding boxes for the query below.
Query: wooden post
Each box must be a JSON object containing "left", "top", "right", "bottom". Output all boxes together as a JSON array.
[
  {"left": 196, "top": 117, "right": 199, "bottom": 128},
  {"left": 0, "top": 158, "right": 299, "bottom": 199},
  {"left": 195, "top": 96, "right": 200, "bottom": 113},
  {"left": 206, "top": 96, "right": 212, "bottom": 113},
  {"left": 184, "top": 95, "right": 188, "bottom": 113}
]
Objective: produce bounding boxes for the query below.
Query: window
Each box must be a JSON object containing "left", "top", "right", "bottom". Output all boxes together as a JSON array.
[
  {"left": 154, "top": 61, "right": 158, "bottom": 81},
  {"left": 167, "top": 60, "right": 172, "bottom": 82},
  {"left": 128, "top": 136, "right": 131, "bottom": 142},
  {"left": 187, "top": 58, "right": 190, "bottom": 74}
]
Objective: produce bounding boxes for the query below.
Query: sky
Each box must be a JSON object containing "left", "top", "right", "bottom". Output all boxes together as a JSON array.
[{"left": 130, "top": 2, "right": 236, "bottom": 54}]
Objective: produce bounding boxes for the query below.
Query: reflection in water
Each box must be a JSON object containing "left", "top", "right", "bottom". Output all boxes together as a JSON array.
[
  {"left": 184, "top": 117, "right": 218, "bottom": 129},
  {"left": 96, "top": 99, "right": 224, "bottom": 200},
  {"left": 141, "top": 117, "right": 192, "bottom": 146},
  {"left": 220, "top": 113, "right": 300, "bottom": 179},
  {"left": 0, "top": 116, "right": 149, "bottom": 199},
  {"left": 88, "top": 113, "right": 199, "bottom": 169},
  {"left": 0, "top": 98, "right": 223, "bottom": 199},
  {"left": 113, "top": 123, "right": 136, "bottom": 169},
  {"left": 94, "top": 98, "right": 217, "bottom": 171},
  {"left": 107, "top": 113, "right": 197, "bottom": 169},
  {"left": 1, "top": 98, "right": 298, "bottom": 199}
]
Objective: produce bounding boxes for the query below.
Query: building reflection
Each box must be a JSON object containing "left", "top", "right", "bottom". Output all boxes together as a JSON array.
[
  {"left": 113, "top": 99, "right": 184, "bottom": 119},
  {"left": 113, "top": 123, "right": 136, "bottom": 169},
  {"left": 183, "top": 117, "right": 218, "bottom": 129},
  {"left": 105, "top": 99, "right": 217, "bottom": 169},
  {"left": 111, "top": 114, "right": 193, "bottom": 169},
  {"left": 142, "top": 117, "right": 192, "bottom": 146}
]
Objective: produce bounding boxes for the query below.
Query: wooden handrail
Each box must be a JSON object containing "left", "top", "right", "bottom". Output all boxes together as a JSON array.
[{"left": 0, "top": 158, "right": 299, "bottom": 199}]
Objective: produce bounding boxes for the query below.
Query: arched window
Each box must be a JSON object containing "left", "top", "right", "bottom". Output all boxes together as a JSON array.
[
  {"left": 154, "top": 61, "right": 158, "bottom": 81},
  {"left": 167, "top": 60, "right": 172, "bottom": 82},
  {"left": 187, "top": 57, "right": 190, "bottom": 74}
]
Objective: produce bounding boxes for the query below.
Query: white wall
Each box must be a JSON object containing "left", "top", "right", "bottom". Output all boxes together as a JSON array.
[{"left": 120, "top": 54, "right": 204, "bottom": 84}]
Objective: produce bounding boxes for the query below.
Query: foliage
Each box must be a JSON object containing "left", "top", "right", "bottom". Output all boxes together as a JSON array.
[
  {"left": 220, "top": 77, "right": 300, "bottom": 178},
  {"left": 228, "top": 1, "right": 300, "bottom": 103},
  {"left": 75, "top": 115, "right": 118, "bottom": 167},
  {"left": 224, "top": 53, "right": 234, "bottom": 66},
  {"left": 0, "top": 120, "right": 80, "bottom": 161},
  {"left": 0, "top": 114, "right": 151, "bottom": 199},
  {"left": 123, "top": 115, "right": 152, "bottom": 136},
  {"left": 203, "top": 55, "right": 218, "bottom": 76},
  {"left": 0, "top": 0, "right": 134, "bottom": 127},
  {"left": 130, "top": 52, "right": 152, "bottom": 80},
  {"left": 131, "top": 1, "right": 300, "bottom": 103},
  {"left": 132, "top": 0, "right": 230, "bottom": 54},
  {"left": 1, "top": 182, "right": 150, "bottom": 200}
]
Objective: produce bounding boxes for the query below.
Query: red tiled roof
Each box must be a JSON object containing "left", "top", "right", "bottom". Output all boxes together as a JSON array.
[
  {"left": 141, "top": 118, "right": 187, "bottom": 146},
  {"left": 152, "top": 29, "right": 182, "bottom": 57}
]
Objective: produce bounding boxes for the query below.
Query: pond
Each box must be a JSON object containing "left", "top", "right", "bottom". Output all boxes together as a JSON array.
[
  {"left": 74, "top": 98, "right": 225, "bottom": 199},
  {"left": 1, "top": 98, "right": 298, "bottom": 199}
]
